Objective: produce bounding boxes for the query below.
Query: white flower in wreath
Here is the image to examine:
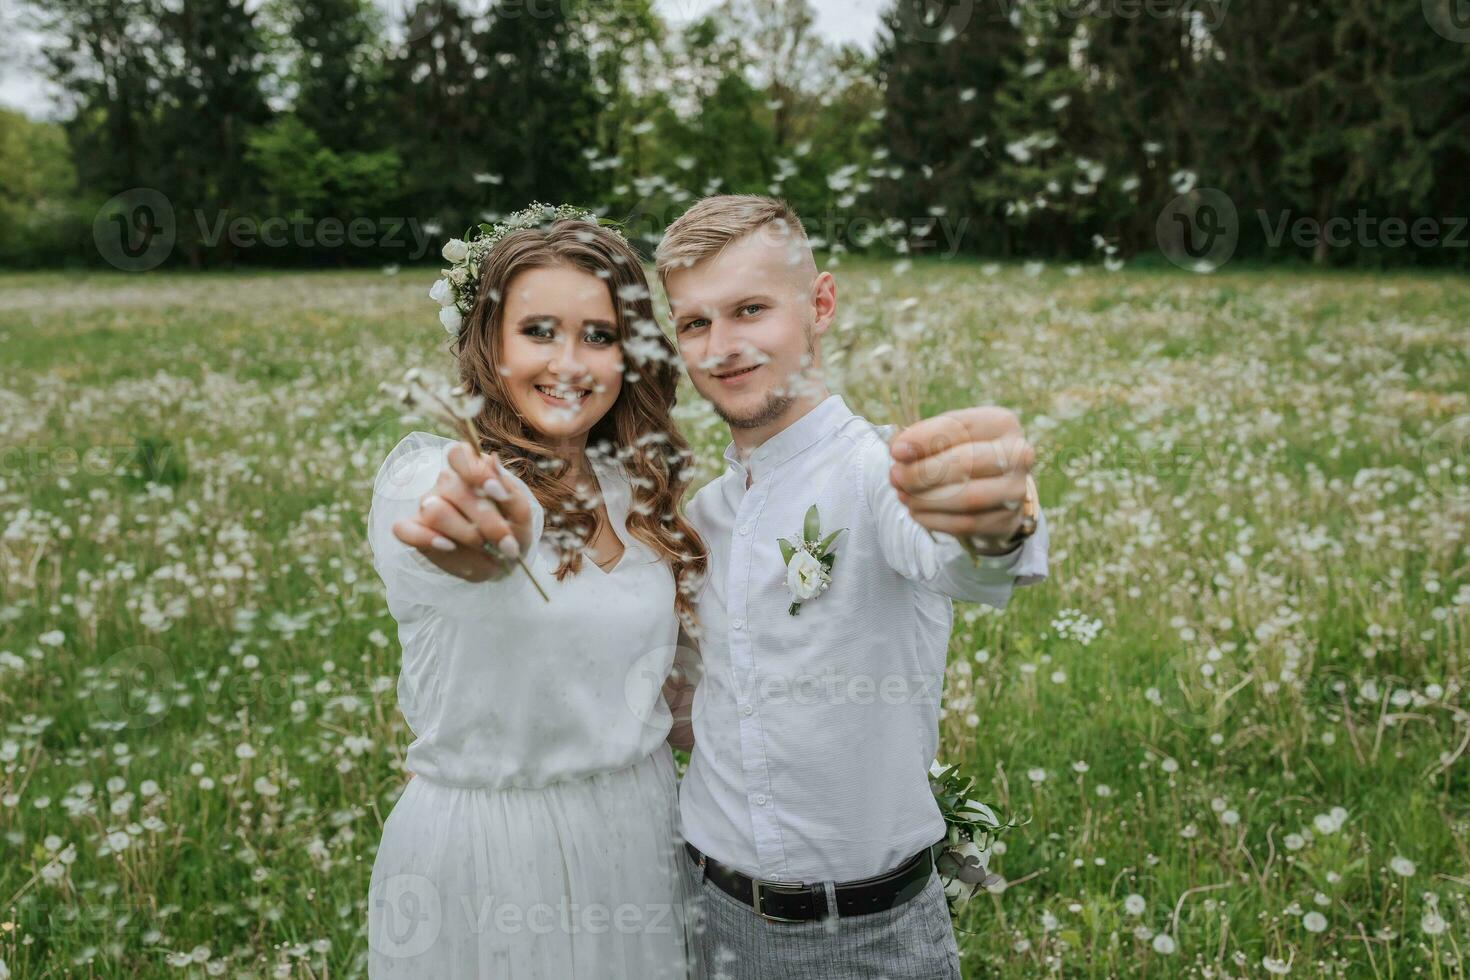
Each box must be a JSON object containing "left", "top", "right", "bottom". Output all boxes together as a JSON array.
[
  {"left": 441, "top": 238, "right": 470, "bottom": 263},
  {"left": 778, "top": 505, "right": 845, "bottom": 616},
  {"left": 439, "top": 306, "right": 463, "bottom": 336},
  {"left": 428, "top": 278, "right": 455, "bottom": 307}
]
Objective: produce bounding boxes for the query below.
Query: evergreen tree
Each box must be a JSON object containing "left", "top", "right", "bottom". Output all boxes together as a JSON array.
[
  {"left": 154, "top": 0, "right": 272, "bottom": 265},
  {"left": 268, "top": 0, "right": 387, "bottom": 153},
  {"left": 29, "top": 0, "right": 166, "bottom": 193},
  {"left": 876, "top": 0, "right": 1023, "bottom": 254}
]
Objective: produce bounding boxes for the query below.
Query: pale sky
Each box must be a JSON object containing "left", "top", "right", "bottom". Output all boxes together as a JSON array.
[{"left": 0, "top": 0, "right": 887, "bottom": 119}]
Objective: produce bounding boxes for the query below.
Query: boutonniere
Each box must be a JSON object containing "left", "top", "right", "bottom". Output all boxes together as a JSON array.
[{"left": 777, "top": 505, "right": 846, "bottom": 616}]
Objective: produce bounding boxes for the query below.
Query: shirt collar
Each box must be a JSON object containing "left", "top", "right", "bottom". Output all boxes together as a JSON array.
[{"left": 721, "top": 394, "right": 853, "bottom": 483}]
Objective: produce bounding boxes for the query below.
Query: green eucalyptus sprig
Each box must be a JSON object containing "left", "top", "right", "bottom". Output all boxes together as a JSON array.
[{"left": 929, "top": 760, "right": 1027, "bottom": 914}]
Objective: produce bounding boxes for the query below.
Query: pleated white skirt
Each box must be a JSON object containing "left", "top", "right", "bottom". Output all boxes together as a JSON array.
[{"left": 368, "top": 745, "right": 703, "bottom": 979}]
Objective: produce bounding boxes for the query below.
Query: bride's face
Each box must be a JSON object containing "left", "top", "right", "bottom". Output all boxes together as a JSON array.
[{"left": 497, "top": 264, "right": 625, "bottom": 445}]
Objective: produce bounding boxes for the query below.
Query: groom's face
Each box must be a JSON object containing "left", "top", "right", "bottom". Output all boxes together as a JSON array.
[{"left": 666, "top": 228, "right": 832, "bottom": 431}]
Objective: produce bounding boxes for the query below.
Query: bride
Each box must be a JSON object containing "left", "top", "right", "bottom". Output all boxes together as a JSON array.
[{"left": 366, "top": 206, "right": 707, "bottom": 978}]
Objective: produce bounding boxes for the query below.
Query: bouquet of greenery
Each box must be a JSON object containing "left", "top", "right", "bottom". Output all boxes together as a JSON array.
[{"left": 929, "top": 759, "right": 1023, "bottom": 914}]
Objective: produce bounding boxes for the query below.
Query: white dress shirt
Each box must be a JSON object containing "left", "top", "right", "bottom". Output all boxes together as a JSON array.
[{"left": 679, "top": 394, "right": 1049, "bottom": 883}]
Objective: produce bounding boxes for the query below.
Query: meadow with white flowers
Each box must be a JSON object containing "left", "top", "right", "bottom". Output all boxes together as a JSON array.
[{"left": 0, "top": 262, "right": 1466, "bottom": 978}]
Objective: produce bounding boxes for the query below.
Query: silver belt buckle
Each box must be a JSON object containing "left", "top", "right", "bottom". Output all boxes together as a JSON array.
[{"left": 752, "top": 877, "right": 808, "bottom": 923}]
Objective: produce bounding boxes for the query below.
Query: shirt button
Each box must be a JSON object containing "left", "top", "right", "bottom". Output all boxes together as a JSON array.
[
  {"left": 741, "top": 704, "right": 754, "bottom": 716},
  {"left": 731, "top": 618, "right": 745, "bottom": 630},
  {"left": 739, "top": 525, "right": 751, "bottom": 535},
  {"left": 754, "top": 794, "right": 768, "bottom": 805}
]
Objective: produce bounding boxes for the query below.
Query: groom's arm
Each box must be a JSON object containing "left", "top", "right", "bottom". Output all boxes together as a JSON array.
[
  {"left": 663, "top": 628, "right": 702, "bottom": 752},
  {"left": 865, "top": 407, "right": 1048, "bottom": 607}
]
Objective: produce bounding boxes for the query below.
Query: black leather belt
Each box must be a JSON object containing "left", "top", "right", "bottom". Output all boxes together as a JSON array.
[{"left": 685, "top": 840, "right": 938, "bottom": 923}]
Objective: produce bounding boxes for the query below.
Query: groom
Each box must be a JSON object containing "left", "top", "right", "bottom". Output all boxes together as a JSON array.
[{"left": 656, "top": 195, "right": 1049, "bottom": 978}]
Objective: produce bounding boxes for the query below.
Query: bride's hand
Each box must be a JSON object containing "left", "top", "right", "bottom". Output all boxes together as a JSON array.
[{"left": 391, "top": 441, "right": 535, "bottom": 583}]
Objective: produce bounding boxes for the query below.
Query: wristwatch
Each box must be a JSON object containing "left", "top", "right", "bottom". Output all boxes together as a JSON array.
[{"left": 963, "top": 474, "right": 1040, "bottom": 558}]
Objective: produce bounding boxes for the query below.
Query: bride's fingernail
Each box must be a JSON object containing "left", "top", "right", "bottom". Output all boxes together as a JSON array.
[
  {"left": 482, "top": 479, "right": 511, "bottom": 502},
  {"left": 422, "top": 494, "right": 442, "bottom": 509},
  {"left": 430, "top": 535, "right": 456, "bottom": 552},
  {"left": 476, "top": 499, "right": 497, "bottom": 513},
  {"left": 496, "top": 535, "right": 521, "bottom": 559}
]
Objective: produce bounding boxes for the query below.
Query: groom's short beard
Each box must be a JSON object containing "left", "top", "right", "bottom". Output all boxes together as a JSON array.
[{"left": 715, "top": 391, "right": 796, "bottom": 430}]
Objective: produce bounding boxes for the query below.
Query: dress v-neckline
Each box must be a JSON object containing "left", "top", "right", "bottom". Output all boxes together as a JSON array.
[{"left": 581, "top": 460, "right": 628, "bottom": 576}]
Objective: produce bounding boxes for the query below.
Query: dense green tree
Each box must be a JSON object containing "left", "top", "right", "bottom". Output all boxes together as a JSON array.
[
  {"left": 380, "top": 0, "right": 600, "bottom": 236},
  {"left": 28, "top": 0, "right": 165, "bottom": 193},
  {"left": 12, "top": 0, "right": 1470, "bottom": 268},
  {"left": 876, "top": 0, "right": 1023, "bottom": 254},
  {"left": 0, "top": 110, "right": 85, "bottom": 266},
  {"left": 265, "top": 0, "right": 388, "bottom": 153}
]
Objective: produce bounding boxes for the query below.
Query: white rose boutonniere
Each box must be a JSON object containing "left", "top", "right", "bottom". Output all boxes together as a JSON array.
[{"left": 778, "top": 505, "right": 845, "bottom": 616}]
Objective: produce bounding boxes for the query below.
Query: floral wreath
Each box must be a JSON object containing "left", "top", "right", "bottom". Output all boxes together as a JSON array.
[{"left": 428, "top": 202, "right": 631, "bottom": 336}]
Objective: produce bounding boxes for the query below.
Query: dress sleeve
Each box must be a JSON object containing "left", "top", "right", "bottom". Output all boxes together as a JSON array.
[{"left": 366, "top": 430, "right": 546, "bottom": 617}]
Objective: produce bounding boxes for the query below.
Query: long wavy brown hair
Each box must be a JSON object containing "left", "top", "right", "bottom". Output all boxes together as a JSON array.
[{"left": 451, "top": 218, "right": 707, "bottom": 630}]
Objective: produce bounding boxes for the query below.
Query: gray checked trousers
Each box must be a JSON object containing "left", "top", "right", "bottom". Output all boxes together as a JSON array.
[{"left": 683, "top": 847, "right": 963, "bottom": 980}]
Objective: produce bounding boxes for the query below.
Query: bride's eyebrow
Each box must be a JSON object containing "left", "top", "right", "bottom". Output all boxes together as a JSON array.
[{"left": 516, "top": 314, "right": 617, "bottom": 330}]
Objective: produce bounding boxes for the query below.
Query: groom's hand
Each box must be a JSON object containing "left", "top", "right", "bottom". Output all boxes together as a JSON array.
[{"left": 888, "top": 407, "right": 1035, "bottom": 555}]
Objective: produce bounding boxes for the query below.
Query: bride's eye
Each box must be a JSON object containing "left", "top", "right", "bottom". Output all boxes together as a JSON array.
[
  {"left": 584, "top": 329, "right": 616, "bottom": 346},
  {"left": 523, "top": 319, "right": 556, "bottom": 340}
]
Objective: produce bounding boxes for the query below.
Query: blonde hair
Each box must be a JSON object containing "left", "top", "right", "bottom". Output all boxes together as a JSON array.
[{"left": 654, "top": 194, "right": 814, "bottom": 290}]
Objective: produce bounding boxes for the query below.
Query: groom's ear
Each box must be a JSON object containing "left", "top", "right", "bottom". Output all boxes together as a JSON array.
[{"left": 811, "top": 271, "right": 837, "bottom": 337}]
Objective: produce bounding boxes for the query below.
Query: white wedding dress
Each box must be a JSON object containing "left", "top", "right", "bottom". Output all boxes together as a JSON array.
[{"left": 365, "top": 432, "right": 702, "bottom": 979}]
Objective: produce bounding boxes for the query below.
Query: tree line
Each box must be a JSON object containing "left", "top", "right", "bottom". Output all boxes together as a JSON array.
[{"left": 2, "top": 0, "right": 1467, "bottom": 269}]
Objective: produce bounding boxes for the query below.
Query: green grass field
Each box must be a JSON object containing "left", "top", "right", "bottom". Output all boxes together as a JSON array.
[{"left": 1, "top": 262, "right": 1467, "bottom": 978}]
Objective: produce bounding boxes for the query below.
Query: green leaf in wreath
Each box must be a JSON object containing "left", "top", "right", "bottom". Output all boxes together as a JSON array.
[
  {"left": 803, "top": 504, "right": 820, "bottom": 544},
  {"left": 789, "top": 601, "right": 802, "bottom": 616},
  {"left": 817, "top": 527, "right": 846, "bottom": 556},
  {"left": 778, "top": 538, "right": 795, "bottom": 565}
]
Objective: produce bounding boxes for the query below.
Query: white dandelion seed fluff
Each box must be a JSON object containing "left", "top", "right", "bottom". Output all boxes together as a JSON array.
[
  {"left": 1303, "top": 912, "right": 1327, "bottom": 933},
  {"left": 1390, "top": 856, "right": 1416, "bottom": 877}
]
